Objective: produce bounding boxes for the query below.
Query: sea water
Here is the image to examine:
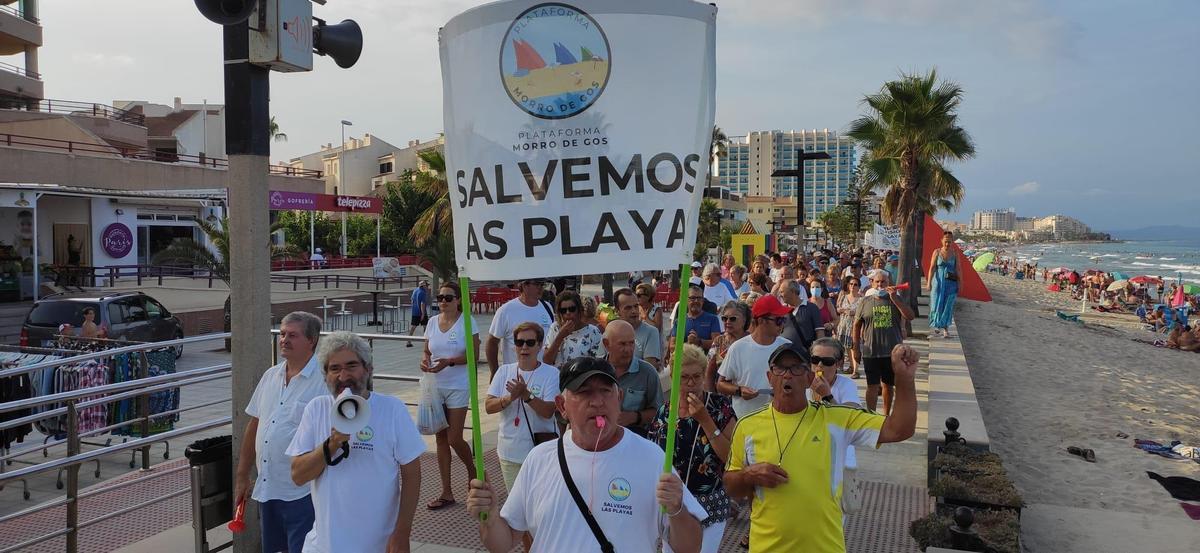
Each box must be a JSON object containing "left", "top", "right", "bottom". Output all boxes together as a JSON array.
[{"left": 1008, "top": 239, "right": 1200, "bottom": 284}]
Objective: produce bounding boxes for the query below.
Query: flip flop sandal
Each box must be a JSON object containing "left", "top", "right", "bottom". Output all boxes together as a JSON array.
[{"left": 426, "top": 497, "right": 457, "bottom": 510}]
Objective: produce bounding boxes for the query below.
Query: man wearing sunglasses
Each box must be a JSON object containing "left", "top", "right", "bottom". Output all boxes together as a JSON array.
[
  {"left": 724, "top": 342, "right": 919, "bottom": 552},
  {"left": 487, "top": 279, "right": 555, "bottom": 378},
  {"left": 716, "top": 295, "right": 793, "bottom": 419}
]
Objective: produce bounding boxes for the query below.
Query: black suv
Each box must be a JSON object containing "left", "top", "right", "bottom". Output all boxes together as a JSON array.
[{"left": 21, "top": 292, "right": 185, "bottom": 358}]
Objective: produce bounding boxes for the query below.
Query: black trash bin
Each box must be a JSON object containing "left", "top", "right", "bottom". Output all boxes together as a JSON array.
[{"left": 186, "top": 435, "right": 233, "bottom": 553}]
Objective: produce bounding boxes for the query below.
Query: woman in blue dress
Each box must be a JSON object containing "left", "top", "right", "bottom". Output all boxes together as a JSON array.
[{"left": 927, "top": 231, "right": 959, "bottom": 338}]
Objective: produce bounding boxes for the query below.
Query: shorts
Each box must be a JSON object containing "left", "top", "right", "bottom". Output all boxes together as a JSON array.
[
  {"left": 411, "top": 314, "right": 429, "bottom": 327},
  {"left": 438, "top": 388, "right": 470, "bottom": 409},
  {"left": 499, "top": 458, "right": 523, "bottom": 492},
  {"left": 863, "top": 357, "right": 895, "bottom": 387},
  {"left": 259, "top": 496, "right": 315, "bottom": 553}
]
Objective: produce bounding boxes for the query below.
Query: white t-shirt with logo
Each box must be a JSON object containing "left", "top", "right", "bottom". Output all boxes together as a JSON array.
[
  {"left": 487, "top": 362, "right": 560, "bottom": 463},
  {"left": 717, "top": 335, "right": 791, "bottom": 418},
  {"left": 423, "top": 312, "right": 479, "bottom": 390},
  {"left": 489, "top": 298, "right": 554, "bottom": 365},
  {"left": 285, "top": 393, "right": 426, "bottom": 553},
  {"left": 500, "top": 430, "right": 707, "bottom": 553}
]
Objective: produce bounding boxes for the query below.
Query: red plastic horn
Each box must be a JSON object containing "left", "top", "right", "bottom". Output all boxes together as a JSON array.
[
  {"left": 894, "top": 282, "right": 911, "bottom": 291},
  {"left": 228, "top": 499, "right": 246, "bottom": 533}
]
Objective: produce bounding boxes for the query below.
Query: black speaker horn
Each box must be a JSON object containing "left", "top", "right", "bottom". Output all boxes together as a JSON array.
[
  {"left": 313, "top": 18, "right": 363, "bottom": 69},
  {"left": 194, "top": 0, "right": 257, "bottom": 25}
]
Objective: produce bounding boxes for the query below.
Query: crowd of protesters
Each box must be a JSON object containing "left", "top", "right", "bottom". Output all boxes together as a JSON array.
[{"left": 234, "top": 244, "right": 920, "bottom": 553}]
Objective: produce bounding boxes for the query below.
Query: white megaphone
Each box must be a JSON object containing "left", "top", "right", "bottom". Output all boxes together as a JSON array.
[{"left": 331, "top": 389, "right": 371, "bottom": 435}]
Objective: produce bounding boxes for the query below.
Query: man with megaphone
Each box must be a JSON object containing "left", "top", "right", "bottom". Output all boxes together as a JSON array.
[{"left": 287, "top": 331, "right": 426, "bottom": 553}]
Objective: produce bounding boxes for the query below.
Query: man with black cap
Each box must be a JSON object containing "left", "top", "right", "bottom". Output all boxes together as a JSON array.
[
  {"left": 467, "top": 357, "right": 706, "bottom": 553},
  {"left": 723, "top": 342, "right": 920, "bottom": 552}
]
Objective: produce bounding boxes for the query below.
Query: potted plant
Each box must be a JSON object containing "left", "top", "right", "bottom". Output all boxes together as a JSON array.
[
  {"left": 910, "top": 508, "right": 1020, "bottom": 553},
  {"left": 930, "top": 442, "right": 1023, "bottom": 517}
]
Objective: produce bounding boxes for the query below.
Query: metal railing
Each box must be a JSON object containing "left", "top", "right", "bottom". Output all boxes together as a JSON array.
[
  {"left": 0, "top": 3, "right": 38, "bottom": 23},
  {"left": 41, "top": 263, "right": 424, "bottom": 292},
  {"left": 0, "top": 132, "right": 323, "bottom": 178},
  {"left": 3, "top": 99, "right": 145, "bottom": 126},
  {"left": 0, "top": 60, "right": 39, "bottom": 80},
  {"left": 0, "top": 331, "right": 447, "bottom": 553}
]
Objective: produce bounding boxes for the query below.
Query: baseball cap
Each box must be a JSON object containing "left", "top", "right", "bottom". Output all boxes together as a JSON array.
[
  {"left": 690, "top": 261, "right": 702, "bottom": 269},
  {"left": 752, "top": 294, "right": 792, "bottom": 318},
  {"left": 688, "top": 276, "right": 703, "bottom": 287},
  {"left": 559, "top": 357, "right": 619, "bottom": 393},
  {"left": 769, "top": 343, "right": 809, "bottom": 365}
]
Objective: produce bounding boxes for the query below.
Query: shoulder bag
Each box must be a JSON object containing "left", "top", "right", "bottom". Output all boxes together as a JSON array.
[
  {"left": 557, "top": 436, "right": 615, "bottom": 553},
  {"left": 519, "top": 399, "right": 557, "bottom": 445}
]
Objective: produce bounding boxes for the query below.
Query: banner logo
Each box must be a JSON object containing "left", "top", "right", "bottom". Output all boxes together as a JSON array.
[{"left": 500, "top": 3, "right": 611, "bottom": 119}]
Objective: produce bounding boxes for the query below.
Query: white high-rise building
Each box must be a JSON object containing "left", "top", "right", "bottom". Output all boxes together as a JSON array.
[{"left": 717, "top": 129, "right": 856, "bottom": 226}]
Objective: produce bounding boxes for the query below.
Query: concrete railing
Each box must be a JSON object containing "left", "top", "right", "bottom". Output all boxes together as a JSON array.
[{"left": 925, "top": 322, "right": 991, "bottom": 484}]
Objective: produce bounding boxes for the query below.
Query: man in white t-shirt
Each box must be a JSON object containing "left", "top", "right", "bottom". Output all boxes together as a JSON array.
[
  {"left": 309, "top": 248, "right": 326, "bottom": 269},
  {"left": 487, "top": 279, "right": 555, "bottom": 378},
  {"left": 287, "top": 332, "right": 425, "bottom": 553},
  {"left": 235, "top": 312, "right": 328, "bottom": 553},
  {"left": 595, "top": 287, "right": 662, "bottom": 369},
  {"left": 467, "top": 357, "right": 706, "bottom": 553},
  {"left": 701, "top": 263, "right": 737, "bottom": 312},
  {"left": 716, "top": 294, "right": 793, "bottom": 418}
]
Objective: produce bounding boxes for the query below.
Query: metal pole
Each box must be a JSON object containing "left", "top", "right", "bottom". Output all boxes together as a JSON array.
[
  {"left": 65, "top": 400, "right": 79, "bottom": 553},
  {"left": 340, "top": 123, "right": 348, "bottom": 257},
  {"left": 31, "top": 194, "right": 38, "bottom": 301},
  {"left": 310, "top": 210, "right": 315, "bottom": 267},
  {"left": 376, "top": 215, "right": 380, "bottom": 259},
  {"left": 224, "top": 20, "right": 272, "bottom": 553}
]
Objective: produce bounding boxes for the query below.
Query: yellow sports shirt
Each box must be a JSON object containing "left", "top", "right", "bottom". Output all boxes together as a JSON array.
[{"left": 727, "top": 402, "right": 884, "bottom": 552}]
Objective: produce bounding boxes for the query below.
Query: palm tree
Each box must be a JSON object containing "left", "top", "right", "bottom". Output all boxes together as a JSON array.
[
  {"left": 152, "top": 217, "right": 300, "bottom": 348},
  {"left": 847, "top": 69, "right": 975, "bottom": 309},
  {"left": 419, "top": 233, "right": 457, "bottom": 290},
  {"left": 710, "top": 126, "right": 728, "bottom": 166},
  {"left": 269, "top": 116, "right": 288, "bottom": 143},
  {"left": 408, "top": 150, "right": 452, "bottom": 245}
]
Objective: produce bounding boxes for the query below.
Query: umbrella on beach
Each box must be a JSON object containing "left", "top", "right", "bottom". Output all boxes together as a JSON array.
[
  {"left": 1050, "top": 267, "right": 1071, "bottom": 274},
  {"left": 972, "top": 252, "right": 995, "bottom": 272},
  {"left": 1107, "top": 279, "right": 1129, "bottom": 291},
  {"left": 1183, "top": 284, "right": 1200, "bottom": 295},
  {"left": 1110, "top": 271, "right": 1130, "bottom": 281},
  {"left": 1131, "top": 275, "right": 1162, "bottom": 285}
]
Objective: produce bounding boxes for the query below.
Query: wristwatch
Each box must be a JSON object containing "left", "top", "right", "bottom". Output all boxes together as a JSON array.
[{"left": 822, "top": 394, "right": 835, "bottom": 403}]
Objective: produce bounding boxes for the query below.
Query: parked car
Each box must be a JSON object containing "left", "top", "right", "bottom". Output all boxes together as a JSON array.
[{"left": 21, "top": 292, "right": 185, "bottom": 358}]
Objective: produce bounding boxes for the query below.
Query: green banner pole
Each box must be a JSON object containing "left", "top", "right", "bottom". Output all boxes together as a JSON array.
[
  {"left": 662, "top": 263, "right": 689, "bottom": 509},
  {"left": 458, "top": 275, "right": 487, "bottom": 520}
]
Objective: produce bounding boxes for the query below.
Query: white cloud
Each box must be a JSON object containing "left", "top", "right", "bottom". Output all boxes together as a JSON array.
[
  {"left": 1009, "top": 181, "right": 1040, "bottom": 195},
  {"left": 70, "top": 53, "right": 134, "bottom": 66}
]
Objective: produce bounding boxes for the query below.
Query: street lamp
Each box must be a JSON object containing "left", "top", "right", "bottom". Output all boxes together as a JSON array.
[
  {"left": 340, "top": 119, "right": 353, "bottom": 257},
  {"left": 841, "top": 190, "right": 877, "bottom": 247},
  {"left": 770, "top": 148, "right": 831, "bottom": 231}
]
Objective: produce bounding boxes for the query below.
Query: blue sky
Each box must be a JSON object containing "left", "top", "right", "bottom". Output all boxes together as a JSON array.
[{"left": 26, "top": 0, "right": 1200, "bottom": 229}]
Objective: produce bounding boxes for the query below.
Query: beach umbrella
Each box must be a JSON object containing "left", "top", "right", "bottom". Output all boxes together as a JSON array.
[
  {"left": 1110, "top": 271, "right": 1130, "bottom": 281},
  {"left": 1107, "top": 279, "right": 1129, "bottom": 291},
  {"left": 971, "top": 252, "right": 995, "bottom": 272},
  {"left": 1050, "top": 267, "right": 1071, "bottom": 274},
  {"left": 1131, "top": 275, "right": 1162, "bottom": 285},
  {"left": 1183, "top": 284, "right": 1200, "bottom": 295},
  {"left": 954, "top": 238, "right": 966, "bottom": 245}
]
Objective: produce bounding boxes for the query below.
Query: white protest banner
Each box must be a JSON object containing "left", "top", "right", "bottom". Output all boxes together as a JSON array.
[
  {"left": 439, "top": 0, "right": 717, "bottom": 280},
  {"left": 873, "top": 223, "right": 901, "bottom": 250}
]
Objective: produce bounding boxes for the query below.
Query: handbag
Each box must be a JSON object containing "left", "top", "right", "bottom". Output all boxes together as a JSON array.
[
  {"left": 519, "top": 399, "right": 557, "bottom": 445},
  {"left": 558, "top": 436, "right": 615, "bottom": 553},
  {"left": 841, "top": 466, "right": 864, "bottom": 514}
]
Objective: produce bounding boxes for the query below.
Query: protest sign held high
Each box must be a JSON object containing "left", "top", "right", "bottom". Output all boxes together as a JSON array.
[{"left": 440, "top": 0, "right": 717, "bottom": 280}]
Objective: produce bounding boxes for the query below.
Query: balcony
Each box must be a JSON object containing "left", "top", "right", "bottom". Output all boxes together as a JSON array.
[
  {"left": 0, "top": 59, "right": 41, "bottom": 101},
  {"left": 0, "top": 3, "right": 42, "bottom": 55}
]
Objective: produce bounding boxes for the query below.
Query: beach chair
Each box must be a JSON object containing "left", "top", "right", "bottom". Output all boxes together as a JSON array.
[{"left": 1056, "top": 311, "right": 1083, "bottom": 324}]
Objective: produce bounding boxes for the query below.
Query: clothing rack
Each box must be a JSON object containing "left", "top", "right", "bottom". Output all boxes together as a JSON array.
[{"left": 0, "top": 345, "right": 82, "bottom": 500}]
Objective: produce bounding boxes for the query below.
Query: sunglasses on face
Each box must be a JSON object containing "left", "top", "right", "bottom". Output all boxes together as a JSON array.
[
  {"left": 558, "top": 305, "right": 578, "bottom": 314},
  {"left": 681, "top": 373, "right": 704, "bottom": 383},
  {"left": 435, "top": 294, "right": 457, "bottom": 302},
  {"left": 811, "top": 355, "right": 841, "bottom": 366},
  {"left": 758, "top": 316, "right": 787, "bottom": 326},
  {"left": 514, "top": 338, "right": 540, "bottom": 347},
  {"left": 688, "top": 296, "right": 704, "bottom": 302},
  {"left": 720, "top": 316, "right": 740, "bottom": 322}
]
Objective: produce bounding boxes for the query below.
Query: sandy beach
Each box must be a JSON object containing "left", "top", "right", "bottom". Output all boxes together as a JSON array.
[{"left": 955, "top": 272, "right": 1200, "bottom": 551}]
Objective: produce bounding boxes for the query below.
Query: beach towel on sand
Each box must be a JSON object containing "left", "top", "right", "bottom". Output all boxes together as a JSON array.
[{"left": 1147, "top": 471, "right": 1200, "bottom": 501}]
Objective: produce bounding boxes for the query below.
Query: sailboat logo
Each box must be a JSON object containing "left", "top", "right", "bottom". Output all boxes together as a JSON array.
[{"left": 500, "top": 3, "right": 611, "bottom": 119}]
